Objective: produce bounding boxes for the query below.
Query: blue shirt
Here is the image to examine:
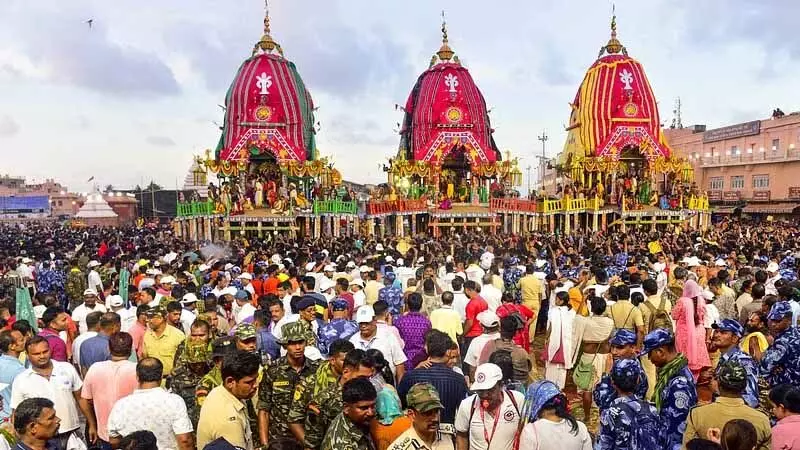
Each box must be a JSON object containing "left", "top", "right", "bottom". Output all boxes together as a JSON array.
[
  {"left": 317, "top": 319, "right": 358, "bottom": 357},
  {"left": 761, "top": 326, "right": 800, "bottom": 387},
  {"left": 396, "top": 362, "right": 468, "bottom": 424},
  {"left": 255, "top": 328, "right": 280, "bottom": 363},
  {"left": 596, "top": 395, "right": 661, "bottom": 450},
  {"left": 657, "top": 365, "right": 697, "bottom": 450},
  {"left": 717, "top": 346, "right": 759, "bottom": 408},
  {"left": 0, "top": 354, "right": 24, "bottom": 422},
  {"left": 593, "top": 359, "right": 648, "bottom": 411},
  {"left": 79, "top": 334, "right": 111, "bottom": 369},
  {"left": 378, "top": 286, "right": 404, "bottom": 317}
]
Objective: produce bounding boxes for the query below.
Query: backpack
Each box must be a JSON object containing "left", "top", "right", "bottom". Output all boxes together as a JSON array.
[{"left": 643, "top": 295, "right": 674, "bottom": 333}]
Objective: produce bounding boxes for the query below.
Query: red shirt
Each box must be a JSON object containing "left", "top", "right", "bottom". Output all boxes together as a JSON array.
[
  {"left": 263, "top": 276, "right": 280, "bottom": 295},
  {"left": 251, "top": 278, "right": 265, "bottom": 297},
  {"left": 464, "top": 296, "right": 489, "bottom": 338},
  {"left": 496, "top": 303, "right": 535, "bottom": 352}
]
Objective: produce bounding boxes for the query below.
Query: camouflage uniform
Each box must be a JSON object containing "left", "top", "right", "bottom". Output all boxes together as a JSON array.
[
  {"left": 299, "top": 318, "right": 317, "bottom": 347},
  {"left": 289, "top": 372, "right": 343, "bottom": 449},
  {"left": 320, "top": 412, "right": 375, "bottom": 450},
  {"left": 170, "top": 341, "right": 210, "bottom": 427},
  {"left": 195, "top": 337, "right": 236, "bottom": 407},
  {"left": 66, "top": 267, "right": 87, "bottom": 311},
  {"left": 258, "top": 322, "right": 319, "bottom": 442}
]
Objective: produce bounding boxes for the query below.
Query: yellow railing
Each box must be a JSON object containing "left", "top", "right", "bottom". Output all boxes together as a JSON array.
[
  {"left": 688, "top": 195, "right": 709, "bottom": 212},
  {"left": 541, "top": 199, "right": 563, "bottom": 213},
  {"left": 566, "top": 198, "right": 587, "bottom": 211},
  {"left": 586, "top": 196, "right": 602, "bottom": 211}
]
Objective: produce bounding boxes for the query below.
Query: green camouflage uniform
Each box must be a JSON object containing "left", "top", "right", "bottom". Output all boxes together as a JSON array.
[
  {"left": 258, "top": 322, "right": 319, "bottom": 442},
  {"left": 298, "top": 381, "right": 343, "bottom": 449},
  {"left": 287, "top": 361, "right": 340, "bottom": 448},
  {"left": 66, "top": 268, "right": 87, "bottom": 310},
  {"left": 170, "top": 341, "right": 210, "bottom": 427},
  {"left": 320, "top": 412, "right": 375, "bottom": 450},
  {"left": 195, "top": 365, "right": 223, "bottom": 408},
  {"left": 299, "top": 318, "right": 317, "bottom": 347}
]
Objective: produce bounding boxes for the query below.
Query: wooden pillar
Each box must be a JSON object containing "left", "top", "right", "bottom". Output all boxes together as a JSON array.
[
  {"left": 548, "top": 215, "right": 554, "bottom": 233},
  {"left": 564, "top": 212, "right": 571, "bottom": 235},
  {"left": 379, "top": 218, "right": 385, "bottom": 237},
  {"left": 314, "top": 217, "right": 321, "bottom": 238},
  {"left": 411, "top": 214, "right": 417, "bottom": 235},
  {"left": 223, "top": 218, "right": 231, "bottom": 241},
  {"left": 396, "top": 215, "right": 403, "bottom": 237},
  {"left": 257, "top": 221, "right": 263, "bottom": 238},
  {"left": 592, "top": 213, "right": 599, "bottom": 232},
  {"left": 601, "top": 213, "right": 607, "bottom": 231}
]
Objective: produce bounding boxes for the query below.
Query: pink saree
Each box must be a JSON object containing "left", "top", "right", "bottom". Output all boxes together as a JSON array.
[{"left": 671, "top": 280, "right": 711, "bottom": 375}]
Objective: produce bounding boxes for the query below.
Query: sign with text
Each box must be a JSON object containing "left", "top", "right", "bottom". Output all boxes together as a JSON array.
[
  {"left": 702, "top": 120, "right": 761, "bottom": 143},
  {"left": 752, "top": 190, "right": 771, "bottom": 202},
  {"left": 708, "top": 190, "right": 722, "bottom": 201},
  {"left": 789, "top": 187, "right": 800, "bottom": 199},
  {"left": 723, "top": 191, "right": 741, "bottom": 201}
]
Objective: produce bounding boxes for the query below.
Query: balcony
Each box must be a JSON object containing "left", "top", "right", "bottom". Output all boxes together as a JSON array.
[
  {"left": 697, "top": 148, "right": 800, "bottom": 167},
  {"left": 176, "top": 201, "right": 215, "bottom": 217},
  {"left": 312, "top": 199, "right": 357, "bottom": 215}
]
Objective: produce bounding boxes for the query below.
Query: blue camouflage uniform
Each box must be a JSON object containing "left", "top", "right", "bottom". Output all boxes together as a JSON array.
[
  {"left": 596, "top": 359, "right": 661, "bottom": 450},
  {"left": 712, "top": 319, "right": 760, "bottom": 408},
  {"left": 316, "top": 300, "right": 359, "bottom": 357},
  {"left": 640, "top": 329, "right": 698, "bottom": 450},
  {"left": 594, "top": 329, "right": 648, "bottom": 411},
  {"left": 761, "top": 301, "right": 800, "bottom": 387},
  {"left": 502, "top": 258, "right": 523, "bottom": 302},
  {"left": 377, "top": 272, "right": 403, "bottom": 317}
]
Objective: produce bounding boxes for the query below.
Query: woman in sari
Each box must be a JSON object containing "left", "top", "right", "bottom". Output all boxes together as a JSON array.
[
  {"left": 544, "top": 290, "right": 578, "bottom": 389},
  {"left": 671, "top": 279, "right": 711, "bottom": 378}
]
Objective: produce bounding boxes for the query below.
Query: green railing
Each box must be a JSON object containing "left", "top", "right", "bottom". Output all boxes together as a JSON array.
[
  {"left": 313, "top": 199, "right": 357, "bottom": 215},
  {"left": 177, "top": 201, "right": 215, "bottom": 217}
]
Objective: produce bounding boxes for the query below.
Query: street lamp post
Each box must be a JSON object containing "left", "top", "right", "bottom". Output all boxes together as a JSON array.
[
  {"left": 526, "top": 165, "right": 531, "bottom": 197},
  {"left": 536, "top": 130, "right": 548, "bottom": 192}
]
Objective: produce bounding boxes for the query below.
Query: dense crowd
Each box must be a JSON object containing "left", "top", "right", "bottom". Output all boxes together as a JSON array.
[{"left": 0, "top": 220, "right": 799, "bottom": 450}]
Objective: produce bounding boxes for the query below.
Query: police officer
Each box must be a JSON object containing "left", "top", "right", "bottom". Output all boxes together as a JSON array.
[
  {"left": 596, "top": 359, "right": 660, "bottom": 450},
  {"left": 317, "top": 300, "right": 359, "bottom": 357},
  {"left": 594, "top": 329, "right": 648, "bottom": 411},
  {"left": 258, "top": 321, "right": 319, "bottom": 446},
  {"left": 711, "top": 318, "right": 760, "bottom": 408},
  {"left": 682, "top": 360, "right": 772, "bottom": 450},
  {"left": 170, "top": 341, "right": 210, "bottom": 427},
  {"left": 761, "top": 301, "right": 800, "bottom": 387},
  {"left": 388, "top": 383, "right": 455, "bottom": 450},
  {"left": 639, "top": 329, "right": 697, "bottom": 450},
  {"left": 297, "top": 296, "right": 320, "bottom": 347},
  {"left": 196, "top": 336, "right": 236, "bottom": 408},
  {"left": 234, "top": 323, "right": 258, "bottom": 354},
  {"left": 321, "top": 377, "right": 377, "bottom": 450}
]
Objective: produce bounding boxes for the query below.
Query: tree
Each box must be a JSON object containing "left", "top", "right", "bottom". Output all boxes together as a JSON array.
[
  {"left": 104, "top": 184, "right": 114, "bottom": 192},
  {"left": 134, "top": 184, "right": 142, "bottom": 191},
  {"left": 146, "top": 181, "right": 163, "bottom": 191}
]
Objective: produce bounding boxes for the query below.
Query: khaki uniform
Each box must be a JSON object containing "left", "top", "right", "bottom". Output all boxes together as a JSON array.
[
  {"left": 683, "top": 397, "right": 772, "bottom": 450},
  {"left": 197, "top": 386, "right": 254, "bottom": 450},
  {"left": 387, "top": 426, "right": 455, "bottom": 450}
]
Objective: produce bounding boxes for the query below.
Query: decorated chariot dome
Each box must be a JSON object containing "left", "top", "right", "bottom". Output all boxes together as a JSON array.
[
  {"left": 561, "top": 14, "right": 674, "bottom": 175},
  {"left": 397, "top": 18, "right": 500, "bottom": 167},
  {"left": 215, "top": 8, "right": 317, "bottom": 167}
]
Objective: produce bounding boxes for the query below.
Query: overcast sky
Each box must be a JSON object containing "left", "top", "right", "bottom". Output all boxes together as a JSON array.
[{"left": 0, "top": 0, "right": 796, "bottom": 193}]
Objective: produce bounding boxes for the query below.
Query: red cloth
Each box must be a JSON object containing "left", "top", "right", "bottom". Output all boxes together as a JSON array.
[
  {"left": 464, "top": 296, "right": 489, "bottom": 338},
  {"left": 98, "top": 242, "right": 108, "bottom": 259},
  {"left": 496, "top": 303, "right": 534, "bottom": 352},
  {"left": 263, "top": 276, "right": 280, "bottom": 295}
]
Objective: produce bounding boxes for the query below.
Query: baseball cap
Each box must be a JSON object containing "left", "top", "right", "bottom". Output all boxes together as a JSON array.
[
  {"left": 234, "top": 324, "right": 257, "bottom": 341},
  {"left": 609, "top": 329, "right": 637, "bottom": 346},
  {"left": 277, "top": 322, "right": 307, "bottom": 345},
  {"left": 324, "top": 264, "right": 336, "bottom": 272},
  {"left": 234, "top": 290, "right": 250, "bottom": 301},
  {"left": 375, "top": 244, "right": 384, "bottom": 252},
  {"left": 107, "top": 295, "right": 124, "bottom": 308},
  {"left": 359, "top": 265, "right": 371, "bottom": 273},
  {"left": 181, "top": 293, "right": 199, "bottom": 305},
  {"left": 356, "top": 305, "right": 376, "bottom": 323},
  {"left": 477, "top": 310, "right": 500, "bottom": 328},
  {"left": 470, "top": 363, "right": 503, "bottom": 391},
  {"left": 767, "top": 301, "right": 793, "bottom": 321},
  {"left": 385, "top": 256, "right": 395, "bottom": 263},
  {"left": 236, "top": 273, "right": 253, "bottom": 281},
  {"left": 717, "top": 360, "right": 747, "bottom": 392},
  {"left": 147, "top": 306, "right": 167, "bottom": 318},
  {"left": 611, "top": 359, "right": 642, "bottom": 388},
  {"left": 767, "top": 261, "right": 780, "bottom": 273},
  {"left": 318, "top": 278, "right": 335, "bottom": 292},
  {"left": 87, "top": 260, "right": 100, "bottom": 268},
  {"left": 211, "top": 337, "right": 235, "bottom": 358},
  {"left": 331, "top": 299, "right": 349, "bottom": 311},
  {"left": 297, "top": 296, "right": 316, "bottom": 311},
  {"left": 711, "top": 318, "right": 744, "bottom": 337},
  {"left": 639, "top": 329, "right": 675, "bottom": 356},
  {"left": 160, "top": 275, "right": 176, "bottom": 285},
  {"left": 406, "top": 383, "right": 443, "bottom": 413},
  {"left": 349, "top": 279, "right": 365, "bottom": 289},
  {"left": 83, "top": 288, "right": 98, "bottom": 296}
]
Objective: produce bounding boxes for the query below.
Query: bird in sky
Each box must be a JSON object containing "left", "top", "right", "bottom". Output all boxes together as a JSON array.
[{"left": 86, "top": 19, "right": 93, "bottom": 29}]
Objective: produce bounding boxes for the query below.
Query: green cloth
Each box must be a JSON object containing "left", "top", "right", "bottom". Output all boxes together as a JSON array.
[
  {"left": 119, "top": 268, "right": 130, "bottom": 307},
  {"left": 15, "top": 288, "right": 37, "bottom": 333},
  {"left": 654, "top": 353, "right": 688, "bottom": 411}
]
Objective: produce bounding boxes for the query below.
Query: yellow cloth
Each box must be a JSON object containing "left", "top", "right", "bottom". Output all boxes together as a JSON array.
[
  {"left": 197, "top": 386, "right": 253, "bottom": 450},
  {"left": 568, "top": 287, "right": 587, "bottom": 316},
  {"left": 277, "top": 273, "right": 290, "bottom": 282},
  {"left": 429, "top": 306, "right": 463, "bottom": 343},
  {"left": 142, "top": 325, "right": 185, "bottom": 376},
  {"left": 519, "top": 275, "right": 542, "bottom": 308},
  {"left": 365, "top": 280, "right": 382, "bottom": 305},
  {"left": 607, "top": 301, "right": 644, "bottom": 330},
  {"left": 741, "top": 331, "right": 769, "bottom": 354},
  {"left": 683, "top": 397, "right": 771, "bottom": 450}
]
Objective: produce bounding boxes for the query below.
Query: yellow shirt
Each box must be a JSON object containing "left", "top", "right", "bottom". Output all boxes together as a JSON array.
[
  {"left": 607, "top": 301, "right": 644, "bottom": 330},
  {"left": 519, "top": 275, "right": 542, "bottom": 307},
  {"left": 197, "top": 386, "right": 253, "bottom": 450},
  {"left": 365, "top": 280, "right": 382, "bottom": 305},
  {"left": 142, "top": 325, "right": 185, "bottom": 376},
  {"left": 429, "top": 306, "right": 463, "bottom": 343}
]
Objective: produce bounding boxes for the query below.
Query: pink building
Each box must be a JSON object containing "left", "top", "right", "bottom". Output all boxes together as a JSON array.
[{"left": 664, "top": 113, "right": 800, "bottom": 215}]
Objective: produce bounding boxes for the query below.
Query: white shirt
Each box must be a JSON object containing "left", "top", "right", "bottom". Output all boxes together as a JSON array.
[
  {"left": 179, "top": 309, "right": 196, "bottom": 335},
  {"left": 281, "top": 294, "right": 293, "bottom": 314},
  {"left": 88, "top": 270, "right": 103, "bottom": 292},
  {"left": 452, "top": 291, "right": 469, "bottom": 322},
  {"left": 114, "top": 307, "right": 137, "bottom": 332},
  {"left": 465, "top": 265, "right": 486, "bottom": 284},
  {"left": 350, "top": 330, "right": 408, "bottom": 375},
  {"left": 481, "top": 284, "right": 502, "bottom": 312},
  {"left": 480, "top": 252, "right": 495, "bottom": 270},
  {"left": 107, "top": 387, "right": 193, "bottom": 450},
  {"left": 71, "top": 302, "right": 108, "bottom": 335},
  {"left": 72, "top": 331, "right": 98, "bottom": 366},
  {"left": 520, "top": 419, "right": 593, "bottom": 450},
  {"left": 464, "top": 332, "right": 501, "bottom": 367},
  {"left": 455, "top": 391, "right": 525, "bottom": 450},
  {"left": 704, "top": 303, "right": 720, "bottom": 329},
  {"left": 236, "top": 303, "right": 256, "bottom": 324},
  {"left": 11, "top": 361, "right": 83, "bottom": 434}
]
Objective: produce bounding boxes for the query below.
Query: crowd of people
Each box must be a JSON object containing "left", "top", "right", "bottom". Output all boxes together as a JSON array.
[{"left": 0, "top": 219, "right": 799, "bottom": 450}]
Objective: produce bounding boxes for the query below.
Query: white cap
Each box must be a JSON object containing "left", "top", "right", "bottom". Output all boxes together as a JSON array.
[
  {"left": 349, "top": 279, "right": 365, "bottom": 288},
  {"left": 702, "top": 289, "right": 714, "bottom": 301},
  {"left": 470, "top": 363, "right": 503, "bottom": 391},
  {"left": 767, "top": 261, "right": 780, "bottom": 272},
  {"left": 324, "top": 264, "right": 336, "bottom": 272},
  {"left": 375, "top": 244, "right": 384, "bottom": 252},
  {"left": 221, "top": 286, "right": 238, "bottom": 297},
  {"left": 83, "top": 288, "right": 98, "bottom": 296},
  {"left": 356, "top": 305, "right": 376, "bottom": 323},
  {"left": 108, "top": 295, "right": 124, "bottom": 307},
  {"left": 359, "top": 265, "right": 371, "bottom": 273},
  {"left": 87, "top": 260, "right": 101, "bottom": 268},
  {"left": 385, "top": 256, "right": 395, "bottom": 263},
  {"left": 237, "top": 273, "right": 253, "bottom": 280},
  {"left": 305, "top": 262, "right": 316, "bottom": 271},
  {"left": 686, "top": 256, "right": 701, "bottom": 268},
  {"left": 181, "top": 293, "right": 199, "bottom": 304},
  {"left": 319, "top": 278, "right": 335, "bottom": 292},
  {"left": 477, "top": 310, "right": 500, "bottom": 327},
  {"left": 396, "top": 258, "right": 404, "bottom": 267},
  {"left": 346, "top": 261, "right": 357, "bottom": 269},
  {"left": 445, "top": 255, "right": 454, "bottom": 263},
  {"left": 139, "top": 278, "right": 155, "bottom": 290},
  {"left": 160, "top": 275, "right": 176, "bottom": 285},
  {"left": 271, "top": 254, "right": 282, "bottom": 264},
  {"left": 145, "top": 268, "right": 158, "bottom": 276},
  {"left": 21, "top": 257, "right": 33, "bottom": 264},
  {"left": 714, "top": 258, "right": 727, "bottom": 267},
  {"left": 417, "top": 257, "right": 425, "bottom": 264},
  {"left": 198, "top": 264, "right": 210, "bottom": 272}
]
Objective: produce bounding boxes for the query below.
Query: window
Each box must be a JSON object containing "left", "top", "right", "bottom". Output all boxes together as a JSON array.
[
  {"left": 772, "top": 139, "right": 780, "bottom": 154},
  {"left": 731, "top": 176, "right": 744, "bottom": 189},
  {"left": 57, "top": 200, "right": 63, "bottom": 207},
  {"left": 730, "top": 145, "right": 739, "bottom": 156},
  {"left": 710, "top": 177, "right": 724, "bottom": 190},
  {"left": 753, "top": 174, "right": 769, "bottom": 189}
]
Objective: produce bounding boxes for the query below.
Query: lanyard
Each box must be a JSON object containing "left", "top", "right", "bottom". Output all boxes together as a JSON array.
[{"left": 479, "top": 392, "right": 504, "bottom": 446}]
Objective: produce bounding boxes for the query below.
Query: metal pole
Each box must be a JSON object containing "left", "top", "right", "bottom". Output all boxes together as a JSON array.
[
  {"left": 537, "top": 130, "right": 548, "bottom": 191},
  {"left": 526, "top": 165, "right": 531, "bottom": 197}
]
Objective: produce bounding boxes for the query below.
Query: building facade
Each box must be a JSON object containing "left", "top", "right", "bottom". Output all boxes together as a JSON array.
[{"left": 664, "top": 113, "right": 800, "bottom": 215}]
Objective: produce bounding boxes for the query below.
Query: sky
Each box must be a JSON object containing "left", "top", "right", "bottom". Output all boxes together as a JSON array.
[{"left": 0, "top": 0, "right": 798, "bottom": 194}]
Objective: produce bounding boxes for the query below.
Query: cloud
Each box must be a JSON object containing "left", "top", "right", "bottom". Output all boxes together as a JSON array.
[
  {"left": 2, "top": 5, "right": 179, "bottom": 98},
  {"left": 146, "top": 135, "right": 176, "bottom": 147},
  {"left": 0, "top": 115, "right": 19, "bottom": 137},
  {"left": 537, "top": 46, "right": 574, "bottom": 86},
  {"left": 326, "top": 116, "right": 396, "bottom": 147}
]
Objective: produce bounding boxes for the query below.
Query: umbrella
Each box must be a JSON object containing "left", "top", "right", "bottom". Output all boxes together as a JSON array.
[{"left": 182, "top": 251, "right": 199, "bottom": 263}]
